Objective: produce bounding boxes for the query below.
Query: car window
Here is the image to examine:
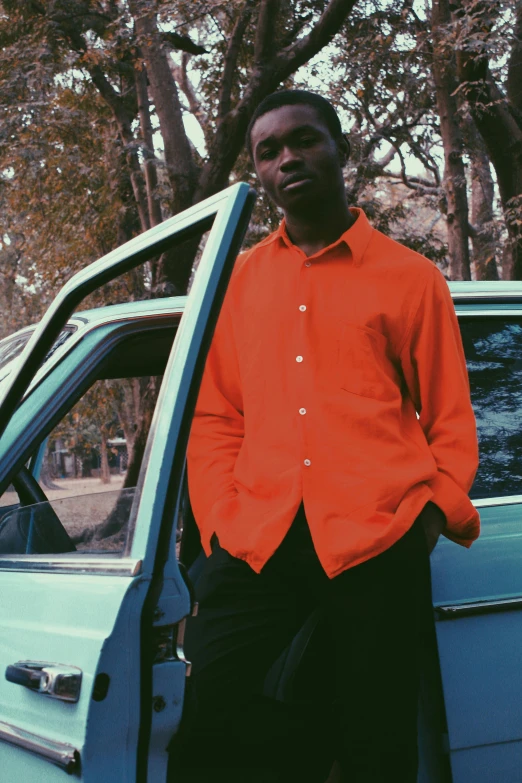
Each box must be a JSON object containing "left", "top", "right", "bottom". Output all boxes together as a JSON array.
[
  {"left": 0, "top": 374, "right": 162, "bottom": 556},
  {"left": 0, "top": 332, "right": 33, "bottom": 378},
  {"left": 0, "top": 318, "right": 179, "bottom": 561},
  {"left": 460, "top": 317, "right": 522, "bottom": 500},
  {"left": 0, "top": 326, "right": 75, "bottom": 384}
]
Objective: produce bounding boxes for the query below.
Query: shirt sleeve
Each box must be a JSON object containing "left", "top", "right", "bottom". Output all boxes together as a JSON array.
[
  {"left": 186, "top": 293, "right": 244, "bottom": 554},
  {"left": 399, "top": 264, "right": 480, "bottom": 547}
]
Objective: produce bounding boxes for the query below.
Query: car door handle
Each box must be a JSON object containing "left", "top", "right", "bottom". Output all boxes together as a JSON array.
[{"left": 5, "top": 661, "right": 82, "bottom": 702}]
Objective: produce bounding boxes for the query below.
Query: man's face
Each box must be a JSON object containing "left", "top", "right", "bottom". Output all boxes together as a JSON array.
[{"left": 250, "top": 104, "right": 348, "bottom": 216}]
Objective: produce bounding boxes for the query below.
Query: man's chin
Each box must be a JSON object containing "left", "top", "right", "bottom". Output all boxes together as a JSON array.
[{"left": 279, "top": 191, "right": 324, "bottom": 216}]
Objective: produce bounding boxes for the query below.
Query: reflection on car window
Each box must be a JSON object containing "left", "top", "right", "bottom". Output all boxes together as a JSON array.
[
  {"left": 0, "top": 488, "right": 136, "bottom": 556},
  {"left": 461, "top": 319, "right": 522, "bottom": 499}
]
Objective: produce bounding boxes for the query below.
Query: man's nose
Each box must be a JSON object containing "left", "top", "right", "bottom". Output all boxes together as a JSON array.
[{"left": 279, "top": 146, "right": 302, "bottom": 170}]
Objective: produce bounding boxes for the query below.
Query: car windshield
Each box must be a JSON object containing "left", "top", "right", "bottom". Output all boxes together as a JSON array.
[{"left": 0, "top": 332, "right": 33, "bottom": 374}]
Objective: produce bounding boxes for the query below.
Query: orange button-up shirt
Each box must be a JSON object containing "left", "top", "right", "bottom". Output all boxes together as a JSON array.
[{"left": 187, "top": 208, "right": 480, "bottom": 577}]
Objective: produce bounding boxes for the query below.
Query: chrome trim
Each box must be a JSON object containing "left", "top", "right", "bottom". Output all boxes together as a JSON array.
[
  {"left": 472, "top": 494, "right": 522, "bottom": 508},
  {"left": 0, "top": 719, "right": 80, "bottom": 773},
  {"left": 0, "top": 556, "right": 142, "bottom": 576},
  {"left": 435, "top": 596, "right": 522, "bottom": 619},
  {"left": 452, "top": 292, "right": 522, "bottom": 301},
  {"left": 455, "top": 308, "right": 522, "bottom": 315},
  {"left": 449, "top": 281, "right": 522, "bottom": 298}
]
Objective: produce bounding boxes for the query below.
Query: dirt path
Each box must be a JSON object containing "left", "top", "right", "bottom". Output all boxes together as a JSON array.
[{"left": 43, "top": 475, "right": 126, "bottom": 501}]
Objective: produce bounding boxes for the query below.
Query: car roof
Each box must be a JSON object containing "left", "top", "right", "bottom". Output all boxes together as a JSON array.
[
  {"left": 72, "top": 295, "right": 188, "bottom": 324},
  {"left": 449, "top": 281, "right": 522, "bottom": 301},
  {"left": 0, "top": 296, "right": 188, "bottom": 393},
  {"left": 0, "top": 296, "right": 188, "bottom": 347}
]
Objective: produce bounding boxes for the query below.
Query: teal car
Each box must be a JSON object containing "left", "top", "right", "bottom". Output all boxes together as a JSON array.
[{"left": 0, "top": 181, "right": 520, "bottom": 782}]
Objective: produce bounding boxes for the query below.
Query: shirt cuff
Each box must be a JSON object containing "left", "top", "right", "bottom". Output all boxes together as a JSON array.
[{"left": 427, "top": 472, "right": 480, "bottom": 548}]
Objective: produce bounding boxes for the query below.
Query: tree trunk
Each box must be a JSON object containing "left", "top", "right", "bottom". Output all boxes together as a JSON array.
[
  {"left": 130, "top": 0, "right": 196, "bottom": 215},
  {"left": 456, "top": 0, "right": 522, "bottom": 278},
  {"left": 135, "top": 60, "right": 163, "bottom": 229},
  {"left": 99, "top": 432, "right": 111, "bottom": 485},
  {"left": 431, "top": 0, "right": 471, "bottom": 280},
  {"left": 463, "top": 116, "right": 499, "bottom": 279},
  {"left": 123, "top": 377, "right": 160, "bottom": 489}
]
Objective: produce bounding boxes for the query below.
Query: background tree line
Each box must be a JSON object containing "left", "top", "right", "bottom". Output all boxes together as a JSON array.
[{"left": 0, "top": 0, "right": 520, "bottom": 487}]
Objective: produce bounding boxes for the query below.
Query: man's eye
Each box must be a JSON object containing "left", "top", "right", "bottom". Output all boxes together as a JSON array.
[
  {"left": 260, "top": 149, "right": 277, "bottom": 160},
  {"left": 299, "top": 136, "right": 316, "bottom": 146}
]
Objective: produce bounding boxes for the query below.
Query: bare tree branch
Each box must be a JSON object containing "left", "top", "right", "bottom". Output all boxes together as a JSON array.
[
  {"left": 79, "top": 62, "right": 151, "bottom": 232},
  {"left": 195, "top": 0, "right": 355, "bottom": 200},
  {"left": 175, "top": 52, "right": 208, "bottom": 129},
  {"left": 130, "top": 0, "right": 196, "bottom": 213},
  {"left": 135, "top": 60, "right": 163, "bottom": 228},
  {"left": 254, "top": 0, "right": 281, "bottom": 66},
  {"left": 404, "top": 130, "right": 442, "bottom": 185},
  {"left": 275, "top": 0, "right": 356, "bottom": 78},
  {"left": 373, "top": 146, "right": 397, "bottom": 168},
  {"left": 383, "top": 170, "right": 440, "bottom": 190},
  {"left": 391, "top": 146, "right": 441, "bottom": 195},
  {"left": 162, "top": 30, "right": 208, "bottom": 55},
  {"left": 218, "top": 0, "right": 254, "bottom": 120}
]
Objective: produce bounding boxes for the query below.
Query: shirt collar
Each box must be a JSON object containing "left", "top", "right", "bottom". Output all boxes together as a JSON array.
[{"left": 263, "top": 207, "right": 373, "bottom": 266}]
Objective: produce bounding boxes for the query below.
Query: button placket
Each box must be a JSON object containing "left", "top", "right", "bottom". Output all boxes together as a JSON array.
[{"left": 297, "top": 261, "right": 312, "bottom": 474}]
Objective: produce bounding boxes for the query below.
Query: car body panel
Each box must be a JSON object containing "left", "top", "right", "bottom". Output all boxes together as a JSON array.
[
  {"left": 431, "top": 291, "right": 522, "bottom": 782},
  {"left": 0, "top": 572, "right": 145, "bottom": 781}
]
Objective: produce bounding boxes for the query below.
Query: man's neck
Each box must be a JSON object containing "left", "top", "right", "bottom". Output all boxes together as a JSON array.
[{"left": 284, "top": 201, "right": 356, "bottom": 257}]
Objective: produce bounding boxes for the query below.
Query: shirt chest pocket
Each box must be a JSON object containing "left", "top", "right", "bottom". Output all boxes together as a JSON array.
[{"left": 337, "top": 323, "right": 401, "bottom": 402}]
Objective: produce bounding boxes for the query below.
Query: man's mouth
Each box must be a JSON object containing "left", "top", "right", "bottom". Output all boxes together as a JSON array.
[{"left": 281, "top": 174, "right": 313, "bottom": 191}]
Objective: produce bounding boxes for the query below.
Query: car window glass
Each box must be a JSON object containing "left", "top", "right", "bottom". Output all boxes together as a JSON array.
[
  {"left": 0, "top": 326, "right": 75, "bottom": 378},
  {"left": 460, "top": 318, "right": 522, "bottom": 500},
  {"left": 0, "top": 332, "right": 33, "bottom": 373},
  {"left": 0, "top": 375, "right": 161, "bottom": 556}
]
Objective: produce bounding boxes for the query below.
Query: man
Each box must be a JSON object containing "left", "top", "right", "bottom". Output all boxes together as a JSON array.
[{"left": 175, "top": 90, "right": 480, "bottom": 782}]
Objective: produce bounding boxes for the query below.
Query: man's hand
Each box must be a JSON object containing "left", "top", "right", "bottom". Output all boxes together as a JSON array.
[{"left": 419, "top": 501, "right": 446, "bottom": 554}]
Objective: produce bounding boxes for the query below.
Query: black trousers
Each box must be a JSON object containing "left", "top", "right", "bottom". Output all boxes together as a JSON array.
[{"left": 170, "top": 503, "right": 433, "bottom": 783}]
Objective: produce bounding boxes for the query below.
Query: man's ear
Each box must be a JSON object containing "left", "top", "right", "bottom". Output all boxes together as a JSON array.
[{"left": 338, "top": 134, "right": 351, "bottom": 167}]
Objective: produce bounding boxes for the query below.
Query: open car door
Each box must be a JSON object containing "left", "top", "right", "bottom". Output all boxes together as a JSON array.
[{"left": 0, "top": 183, "right": 255, "bottom": 782}]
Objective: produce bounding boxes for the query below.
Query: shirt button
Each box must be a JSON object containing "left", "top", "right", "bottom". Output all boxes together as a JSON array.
[
  {"left": 299, "top": 408, "right": 307, "bottom": 415},
  {"left": 304, "top": 459, "right": 311, "bottom": 466},
  {"left": 299, "top": 305, "right": 307, "bottom": 312},
  {"left": 304, "top": 261, "right": 311, "bottom": 268},
  {"left": 296, "top": 355, "right": 303, "bottom": 363}
]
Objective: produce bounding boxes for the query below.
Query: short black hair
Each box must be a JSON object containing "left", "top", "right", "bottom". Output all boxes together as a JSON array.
[{"left": 246, "top": 89, "right": 344, "bottom": 158}]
